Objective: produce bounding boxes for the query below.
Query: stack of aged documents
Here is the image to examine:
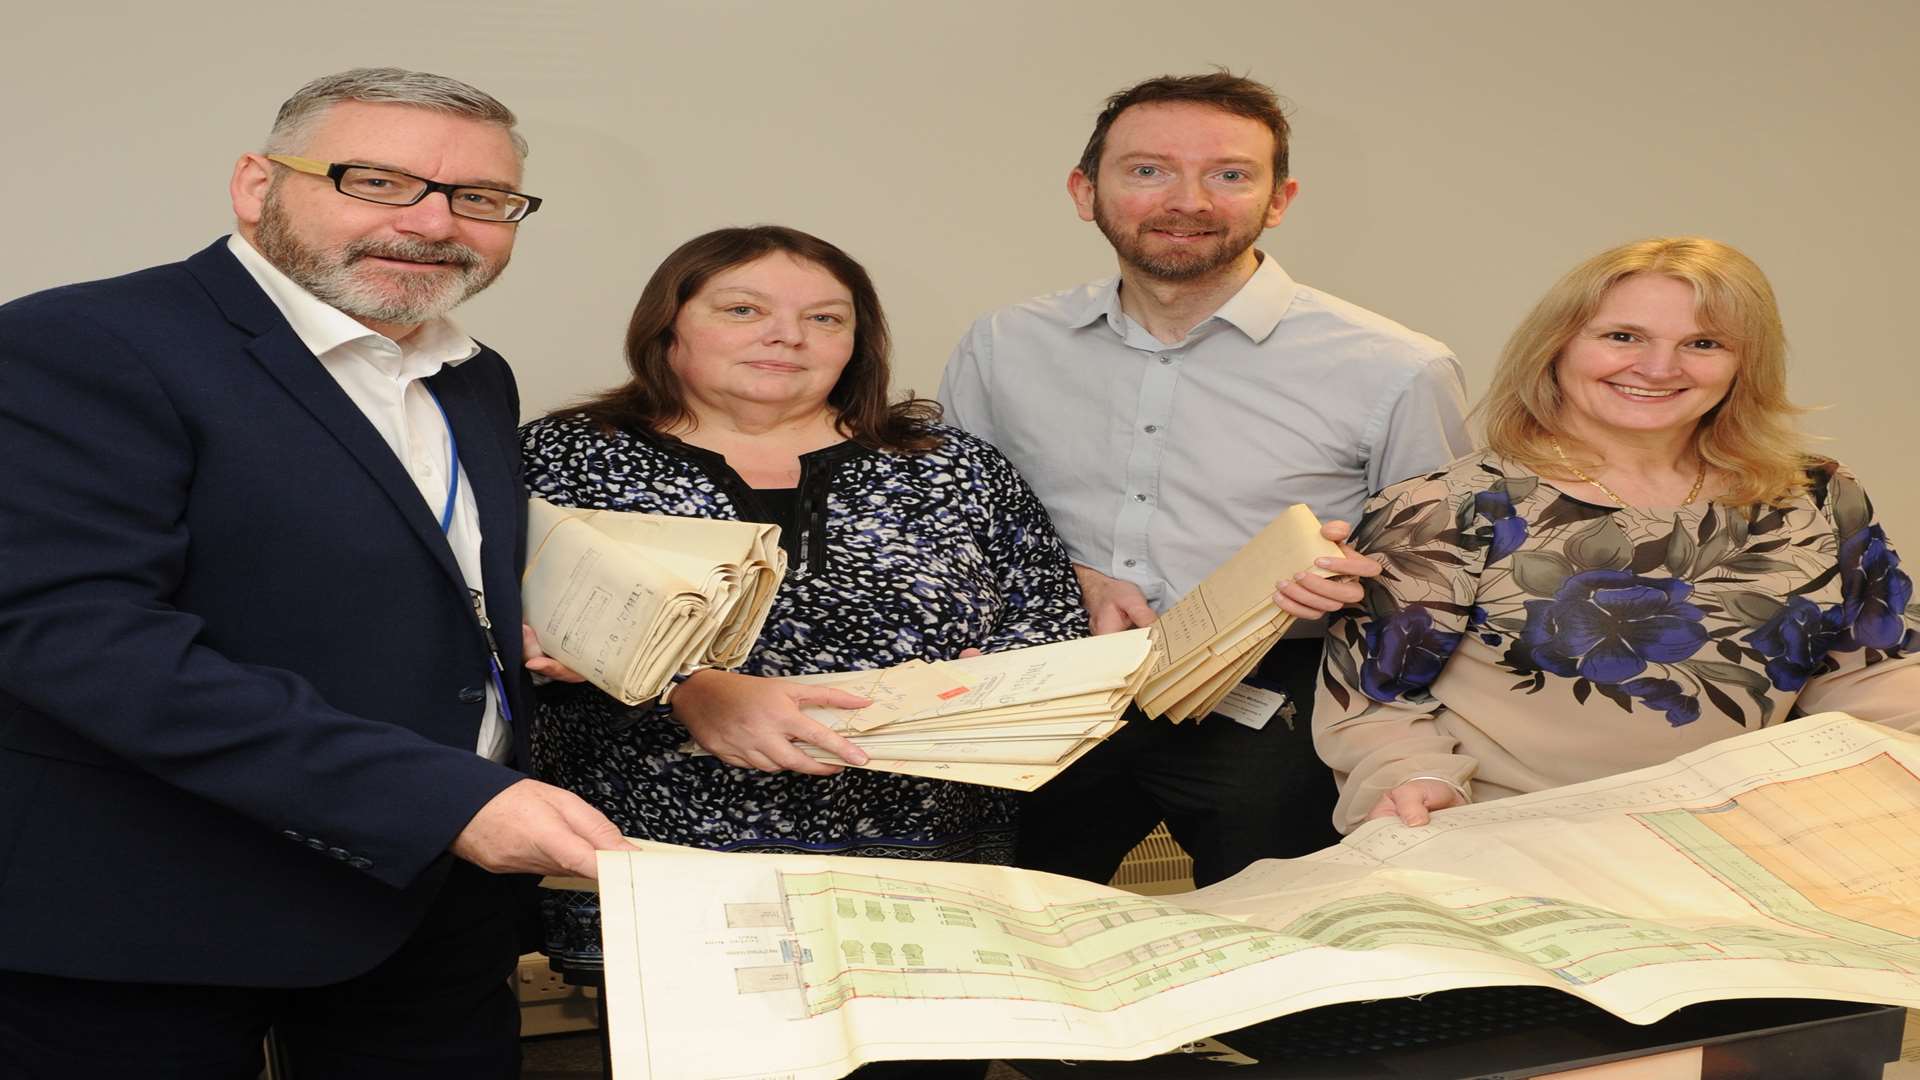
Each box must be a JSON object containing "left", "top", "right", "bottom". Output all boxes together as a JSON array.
[
  {"left": 1137, "top": 504, "right": 1344, "bottom": 722},
  {"left": 787, "top": 630, "right": 1156, "bottom": 790},
  {"left": 521, "top": 498, "right": 785, "bottom": 705}
]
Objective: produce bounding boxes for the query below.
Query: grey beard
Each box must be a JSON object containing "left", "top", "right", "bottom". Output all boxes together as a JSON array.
[{"left": 254, "top": 190, "right": 504, "bottom": 327}]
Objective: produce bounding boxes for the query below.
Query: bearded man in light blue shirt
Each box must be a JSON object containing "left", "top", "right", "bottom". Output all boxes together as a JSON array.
[{"left": 939, "top": 72, "right": 1471, "bottom": 887}]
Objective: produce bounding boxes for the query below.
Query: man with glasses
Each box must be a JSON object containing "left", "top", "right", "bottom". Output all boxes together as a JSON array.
[{"left": 0, "top": 68, "right": 624, "bottom": 1078}]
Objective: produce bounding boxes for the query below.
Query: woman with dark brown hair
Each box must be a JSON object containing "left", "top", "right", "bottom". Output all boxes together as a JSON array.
[{"left": 521, "top": 229, "right": 1085, "bottom": 1050}]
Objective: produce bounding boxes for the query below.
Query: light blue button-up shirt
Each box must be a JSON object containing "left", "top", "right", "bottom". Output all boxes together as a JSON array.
[{"left": 938, "top": 253, "right": 1471, "bottom": 623}]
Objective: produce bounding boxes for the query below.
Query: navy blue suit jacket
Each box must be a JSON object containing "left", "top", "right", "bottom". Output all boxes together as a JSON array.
[{"left": 0, "top": 239, "right": 530, "bottom": 986}]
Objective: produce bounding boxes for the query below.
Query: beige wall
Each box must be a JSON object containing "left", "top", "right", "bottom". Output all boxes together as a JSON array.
[{"left": 6, "top": 1, "right": 1916, "bottom": 541}]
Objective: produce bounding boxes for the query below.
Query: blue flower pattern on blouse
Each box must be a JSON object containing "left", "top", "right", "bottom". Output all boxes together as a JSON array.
[
  {"left": 1617, "top": 676, "right": 1702, "bottom": 727},
  {"left": 1744, "top": 597, "right": 1846, "bottom": 692},
  {"left": 1518, "top": 571, "right": 1708, "bottom": 684},
  {"left": 1360, "top": 607, "right": 1462, "bottom": 701},
  {"left": 1836, "top": 525, "right": 1912, "bottom": 651},
  {"left": 1473, "top": 490, "right": 1528, "bottom": 565},
  {"left": 1327, "top": 455, "right": 1916, "bottom": 732}
]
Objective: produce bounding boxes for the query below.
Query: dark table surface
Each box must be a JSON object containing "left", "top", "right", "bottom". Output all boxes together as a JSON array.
[{"left": 1003, "top": 986, "right": 1906, "bottom": 1080}]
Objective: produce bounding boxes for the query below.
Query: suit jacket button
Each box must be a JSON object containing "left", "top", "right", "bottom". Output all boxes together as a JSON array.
[
  {"left": 458, "top": 686, "right": 486, "bottom": 704},
  {"left": 348, "top": 857, "right": 373, "bottom": 870},
  {"left": 283, "top": 830, "right": 303, "bottom": 842},
  {"left": 328, "top": 846, "right": 351, "bottom": 860},
  {"left": 306, "top": 838, "right": 327, "bottom": 852}
]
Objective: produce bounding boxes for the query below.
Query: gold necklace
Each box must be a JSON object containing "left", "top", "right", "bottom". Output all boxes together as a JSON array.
[{"left": 1551, "top": 437, "right": 1705, "bottom": 508}]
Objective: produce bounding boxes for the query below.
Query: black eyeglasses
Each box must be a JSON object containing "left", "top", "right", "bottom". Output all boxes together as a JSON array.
[{"left": 266, "top": 154, "right": 542, "bottom": 222}]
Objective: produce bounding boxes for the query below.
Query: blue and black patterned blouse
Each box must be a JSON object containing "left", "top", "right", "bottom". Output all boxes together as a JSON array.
[{"left": 519, "top": 414, "right": 1087, "bottom": 864}]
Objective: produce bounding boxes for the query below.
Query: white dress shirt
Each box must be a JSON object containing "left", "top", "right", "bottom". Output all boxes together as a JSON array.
[
  {"left": 227, "top": 235, "right": 510, "bottom": 762},
  {"left": 940, "top": 252, "right": 1473, "bottom": 624}
]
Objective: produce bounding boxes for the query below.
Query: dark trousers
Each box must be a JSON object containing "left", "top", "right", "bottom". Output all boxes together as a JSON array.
[
  {"left": 0, "top": 861, "right": 531, "bottom": 1080},
  {"left": 1015, "top": 638, "right": 1341, "bottom": 888}
]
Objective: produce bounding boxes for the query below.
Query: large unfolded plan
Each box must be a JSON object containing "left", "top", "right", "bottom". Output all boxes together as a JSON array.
[
  {"left": 597, "top": 714, "right": 1920, "bottom": 1079},
  {"left": 521, "top": 498, "right": 785, "bottom": 705}
]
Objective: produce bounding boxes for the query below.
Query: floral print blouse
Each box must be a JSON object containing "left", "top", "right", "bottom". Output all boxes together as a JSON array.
[{"left": 1315, "top": 449, "right": 1920, "bottom": 832}]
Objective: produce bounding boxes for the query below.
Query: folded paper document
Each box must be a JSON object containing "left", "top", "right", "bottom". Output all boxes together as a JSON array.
[
  {"left": 1138, "top": 504, "right": 1344, "bottom": 722},
  {"left": 780, "top": 630, "right": 1156, "bottom": 790},
  {"left": 521, "top": 498, "right": 785, "bottom": 705}
]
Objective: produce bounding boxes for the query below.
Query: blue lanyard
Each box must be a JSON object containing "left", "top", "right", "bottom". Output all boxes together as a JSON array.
[
  {"left": 424, "top": 386, "right": 513, "bottom": 727},
  {"left": 425, "top": 387, "right": 461, "bottom": 535}
]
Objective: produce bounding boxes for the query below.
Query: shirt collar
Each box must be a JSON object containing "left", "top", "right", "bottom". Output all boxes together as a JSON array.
[
  {"left": 1066, "top": 250, "right": 1300, "bottom": 344},
  {"left": 1065, "top": 274, "right": 1125, "bottom": 332},
  {"left": 1211, "top": 251, "right": 1298, "bottom": 343},
  {"left": 225, "top": 234, "right": 480, "bottom": 371}
]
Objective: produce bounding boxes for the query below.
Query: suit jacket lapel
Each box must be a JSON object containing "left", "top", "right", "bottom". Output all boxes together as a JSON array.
[
  {"left": 183, "top": 240, "right": 467, "bottom": 589},
  {"left": 427, "top": 361, "right": 521, "bottom": 625},
  {"left": 428, "top": 358, "right": 532, "bottom": 748},
  {"left": 246, "top": 323, "right": 468, "bottom": 587}
]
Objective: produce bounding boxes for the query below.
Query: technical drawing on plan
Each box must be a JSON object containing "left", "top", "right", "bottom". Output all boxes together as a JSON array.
[
  {"left": 727, "top": 870, "right": 1300, "bottom": 1018},
  {"left": 595, "top": 714, "right": 1920, "bottom": 1079}
]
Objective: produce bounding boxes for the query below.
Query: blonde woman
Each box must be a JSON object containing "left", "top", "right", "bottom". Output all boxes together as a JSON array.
[{"left": 1314, "top": 237, "right": 1919, "bottom": 832}]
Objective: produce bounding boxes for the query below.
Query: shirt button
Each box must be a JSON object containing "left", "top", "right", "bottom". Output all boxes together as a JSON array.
[
  {"left": 1159, "top": 356, "right": 1173, "bottom": 365},
  {"left": 1134, "top": 493, "right": 1149, "bottom": 502},
  {"left": 1123, "top": 558, "right": 1137, "bottom": 568},
  {"left": 1144, "top": 425, "right": 1159, "bottom": 434},
  {"left": 458, "top": 686, "right": 486, "bottom": 704}
]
